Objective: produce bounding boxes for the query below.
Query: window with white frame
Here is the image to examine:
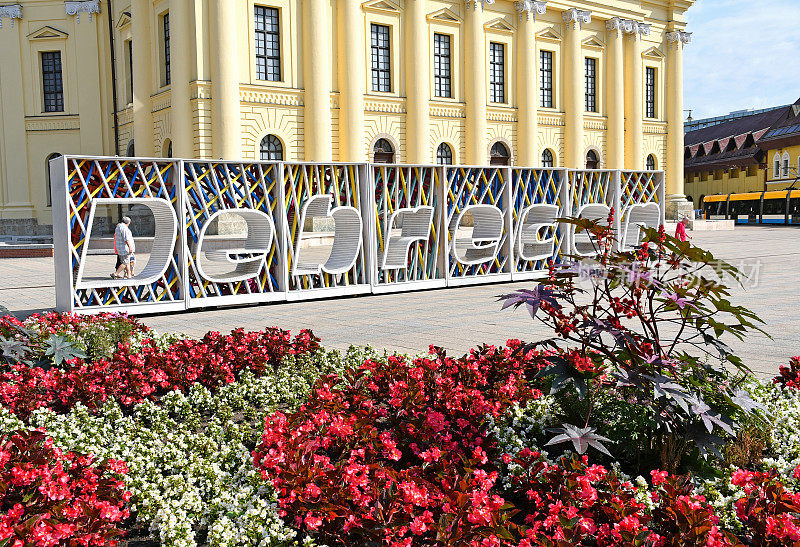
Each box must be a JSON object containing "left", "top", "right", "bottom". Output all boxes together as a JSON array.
[
  {"left": 436, "top": 142, "right": 453, "bottom": 165},
  {"left": 774, "top": 153, "right": 782, "bottom": 179},
  {"left": 371, "top": 24, "right": 391, "bottom": 92},
  {"left": 540, "top": 50, "right": 553, "bottom": 108},
  {"left": 255, "top": 6, "right": 281, "bottom": 81},
  {"left": 489, "top": 42, "right": 505, "bottom": 103},
  {"left": 783, "top": 152, "right": 791, "bottom": 178},
  {"left": 260, "top": 134, "right": 283, "bottom": 161},
  {"left": 433, "top": 33, "right": 452, "bottom": 99},
  {"left": 541, "top": 148, "right": 554, "bottom": 168}
]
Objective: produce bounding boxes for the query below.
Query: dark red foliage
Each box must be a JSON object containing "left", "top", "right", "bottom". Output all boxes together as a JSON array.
[
  {"left": 0, "top": 430, "right": 131, "bottom": 547},
  {"left": 253, "top": 343, "right": 544, "bottom": 546},
  {"left": 0, "top": 326, "right": 319, "bottom": 419},
  {"left": 773, "top": 357, "right": 800, "bottom": 391},
  {"left": 732, "top": 469, "right": 800, "bottom": 545}
]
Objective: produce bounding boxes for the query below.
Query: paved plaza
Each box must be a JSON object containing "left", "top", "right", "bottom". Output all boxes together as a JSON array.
[{"left": 1, "top": 226, "right": 798, "bottom": 379}]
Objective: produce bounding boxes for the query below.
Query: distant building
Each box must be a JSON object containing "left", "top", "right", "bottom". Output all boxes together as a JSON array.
[
  {"left": 684, "top": 105, "right": 789, "bottom": 133},
  {"left": 684, "top": 98, "right": 800, "bottom": 207}
]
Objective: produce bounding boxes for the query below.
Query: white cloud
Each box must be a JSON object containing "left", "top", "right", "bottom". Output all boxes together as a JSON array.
[{"left": 684, "top": 0, "right": 800, "bottom": 119}]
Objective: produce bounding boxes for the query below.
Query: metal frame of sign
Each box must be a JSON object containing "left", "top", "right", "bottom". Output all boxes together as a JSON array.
[{"left": 50, "top": 155, "right": 665, "bottom": 315}]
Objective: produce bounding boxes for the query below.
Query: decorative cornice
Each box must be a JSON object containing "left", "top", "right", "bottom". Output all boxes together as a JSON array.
[
  {"left": 0, "top": 4, "right": 22, "bottom": 28},
  {"left": 562, "top": 8, "right": 591, "bottom": 29},
  {"left": 239, "top": 85, "right": 304, "bottom": 107},
  {"left": 643, "top": 121, "right": 668, "bottom": 134},
  {"left": 430, "top": 102, "right": 465, "bottom": 119},
  {"left": 152, "top": 90, "right": 171, "bottom": 113},
  {"left": 538, "top": 112, "right": 565, "bottom": 127},
  {"left": 465, "top": 0, "right": 494, "bottom": 11},
  {"left": 514, "top": 0, "right": 546, "bottom": 21},
  {"left": 64, "top": 1, "right": 100, "bottom": 23},
  {"left": 487, "top": 106, "right": 517, "bottom": 123},
  {"left": 666, "top": 30, "right": 692, "bottom": 48},
  {"left": 25, "top": 115, "right": 80, "bottom": 132},
  {"left": 606, "top": 17, "right": 650, "bottom": 36},
  {"left": 365, "top": 97, "right": 406, "bottom": 114}
]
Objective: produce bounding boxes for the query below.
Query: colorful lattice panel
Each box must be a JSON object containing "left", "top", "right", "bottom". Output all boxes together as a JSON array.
[
  {"left": 370, "top": 165, "right": 445, "bottom": 292},
  {"left": 51, "top": 156, "right": 184, "bottom": 313},
  {"left": 511, "top": 169, "right": 568, "bottom": 279},
  {"left": 281, "top": 163, "right": 371, "bottom": 298},
  {"left": 444, "top": 166, "right": 512, "bottom": 285},
  {"left": 182, "top": 161, "right": 285, "bottom": 307}
]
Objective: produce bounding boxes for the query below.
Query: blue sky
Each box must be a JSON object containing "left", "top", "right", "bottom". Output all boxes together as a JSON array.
[{"left": 684, "top": 0, "right": 800, "bottom": 120}]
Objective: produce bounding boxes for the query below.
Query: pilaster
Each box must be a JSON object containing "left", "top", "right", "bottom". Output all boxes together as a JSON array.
[
  {"left": 515, "top": 1, "right": 546, "bottom": 165},
  {"left": 605, "top": 18, "right": 624, "bottom": 169},
  {"left": 0, "top": 14, "right": 34, "bottom": 214},
  {"left": 405, "top": 0, "right": 429, "bottom": 163},
  {"left": 303, "top": 0, "right": 331, "bottom": 161},
  {"left": 465, "top": 0, "right": 490, "bottom": 164},
  {"left": 131, "top": 0, "right": 154, "bottom": 157},
  {"left": 68, "top": 1, "right": 105, "bottom": 155},
  {"left": 170, "top": 0, "right": 194, "bottom": 157},
  {"left": 623, "top": 20, "right": 646, "bottom": 170},
  {"left": 337, "top": 0, "right": 365, "bottom": 161},
  {"left": 562, "top": 8, "right": 590, "bottom": 168},
  {"left": 210, "top": 0, "right": 240, "bottom": 159},
  {"left": 666, "top": 30, "right": 692, "bottom": 215}
]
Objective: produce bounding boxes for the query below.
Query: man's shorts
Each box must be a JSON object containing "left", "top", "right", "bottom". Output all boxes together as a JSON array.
[{"left": 118, "top": 253, "right": 132, "bottom": 265}]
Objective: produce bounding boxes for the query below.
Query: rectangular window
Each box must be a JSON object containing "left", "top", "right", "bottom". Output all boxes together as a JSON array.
[
  {"left": 125, "top": 40, "right": 133, "bottom": 104},
  {"left": 371, "top": 24, "right": 391, "bottom": 92},
  {"left": 255, "top": 6, "right": 281, "bottom": 81},
  {"left": 433, "top": 33, "right": 451, "bottom": 98},
  {"left": 41, "top": 51, "right": 64, "bottom": 113},
  {"left": 162, "top": 13, "right": 171, "bottom": 86},
  {"left": 489, "top": 42, "right": 505, "bottom": 103},
  {"left": 540, "top": 50, "right": 553, "bottom": 108},
  {"left": 585, "top": 57, "right": 596, "bottom": 112},
  {"left": 645, "top": 67, "right": 656, "bottom": 118}
]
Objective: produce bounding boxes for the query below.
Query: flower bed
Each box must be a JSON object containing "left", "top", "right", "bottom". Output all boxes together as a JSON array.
[{"left": 2, "top": 223, "right": 800, "bottom": 546}]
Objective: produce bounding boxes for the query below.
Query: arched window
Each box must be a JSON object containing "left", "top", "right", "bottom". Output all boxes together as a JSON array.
[
  {"left": 775, "top": 152, "right": 782, "bottom": 179},
  {"left": 541, "top": 148, "right": 554, "bottom": 168},
  {"left": 783, "top": 151, "right": 791, "bottom": 178},
  {"left": 436, "top": 142, "right": 453, "bottom": 165},
  {"left": 46, "top": 153, "right": 62, "bottom": 206},
  {"left": 489, "top": 141, "right": 510, "bottom": 166},
  {"left": 162, "top": 138, "right": 173, "bottom": 158},
  {"left": 646, "top": 154, "right": 657, "bottom": 171},
  {"left": 126, "top": 140, "right": 135, "bottom": 157},
  {"left": 373, "top": 138, "right": 395, "bottom": 163},
  {"left": 585, "top": 150, "right": 599, "bottom": 169},
  {"left": 260, "top": 134, "right": 283, "bottom": 161}
]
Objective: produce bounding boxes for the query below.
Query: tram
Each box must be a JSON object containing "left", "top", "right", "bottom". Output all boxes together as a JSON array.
[{"left": 701, "top": 189, "right": 800, "bottom": 225}]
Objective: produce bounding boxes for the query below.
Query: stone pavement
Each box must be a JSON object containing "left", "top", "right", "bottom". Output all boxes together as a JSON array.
[{"left": 1, "top": 226, "right": 798, "bottom": 379}]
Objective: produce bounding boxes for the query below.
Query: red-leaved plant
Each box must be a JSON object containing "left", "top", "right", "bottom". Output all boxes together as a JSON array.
[
  {"left": 0, "top": 430, "right": 131, "bottom": 547},
  {"left": 731, "top": 468, "right": 800, "bottom": 545}
]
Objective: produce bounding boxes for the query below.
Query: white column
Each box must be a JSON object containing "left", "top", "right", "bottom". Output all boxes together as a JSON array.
[
  {"left": 131, "top": 0, "right": 155, "bottom": 157},
  {"left": 562, "top": 8, "right": 590, "bottom": 169},
  {"left": 210, "top": 0, "right": 240, "bottom": 159},
  {"left": 169, "top": 0, "right": 194, "bottom": 157},
  {"left": 337, "top": 0, "right": 365, "bottom": 161},
  {"left": 465, "top": 0, "right": 488, "bottom": 165},
  {"left": 605, "top": 18, "right": 625, "bottom": 169},
  {"left": 666, "top": 31, "right": 692, "bottom": 205},
  {"left": 405, "top": 0, "right": 429, "bottom": 163},
  {"left": 303, "top": 0, "right": 331, "bottom": 161},
  {"left": 515, "top": 1, "right": 546, "bottom": 167}
]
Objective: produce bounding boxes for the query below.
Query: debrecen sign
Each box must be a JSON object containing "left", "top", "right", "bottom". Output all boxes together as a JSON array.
[{"left": 50, "top": 157, "right": 664, "bottom": 315}]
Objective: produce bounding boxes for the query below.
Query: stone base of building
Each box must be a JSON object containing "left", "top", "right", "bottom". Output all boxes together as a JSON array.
[
  {"left": 0, "top": 218, "right": 53, "bottom": 238},
  {"left": 665, "top": 195, "right": 695, "bottom": 221}
]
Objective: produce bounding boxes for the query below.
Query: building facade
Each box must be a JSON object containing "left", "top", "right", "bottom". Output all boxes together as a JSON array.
[
  {"left": 684, "top": 98, "right": 800, "bottom": 207},
  {"left": 0, "top": 0, "right": 694, "bottom": 232}
]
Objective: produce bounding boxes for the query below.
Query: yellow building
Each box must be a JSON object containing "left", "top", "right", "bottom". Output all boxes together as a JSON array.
[
  {"left": 0, "top": 0, "right": 694, "bottom": 233},
  {"left": 685, "top": 98, "right": 800, "bottom": 207}
]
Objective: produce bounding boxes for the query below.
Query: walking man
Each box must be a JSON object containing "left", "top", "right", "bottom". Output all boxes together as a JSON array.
[{"left": 111, "top": 216, "right": 135, "bottom": 279}]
